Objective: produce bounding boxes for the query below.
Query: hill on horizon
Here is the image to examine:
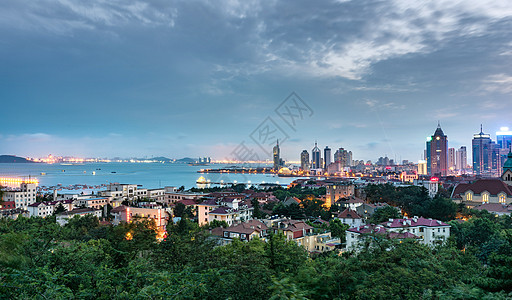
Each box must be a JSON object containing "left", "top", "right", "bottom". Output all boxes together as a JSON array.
[{"left": 0, "top": 155, "right": 34, "bottom": 163}]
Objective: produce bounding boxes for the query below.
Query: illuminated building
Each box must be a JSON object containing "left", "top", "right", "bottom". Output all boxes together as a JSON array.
[
  {"left": 456, "top": 146, "right": 467, "bottom": 173},
  {"left": 311, "top": 142, "right": 321, "bottom": 170},
  {"left": 428, "top": 123, "right": 448, "bottom": 176},
  {"left": 2, "top": 183, "right": 37, "bottom": 210},
  {"left": 497, "top": 127, "right": 512, "bottom": 150},
  {"left": 324, "top": 146, "right": 331, "bottom": 169},
  {"left": 497, "top": 127, "right": 512, "bottom": 173},
  {"left": 273, "top": 140, "right": 281, "bottom": 171},
  {"left": 417, "top": 160, "right": 428, "bottom": 175},
  {"left": 425, "top": 137, "right": 432, "bottom": 174},
  {"left": 300, "top": 150, "right": 310, "bottom": 171},
  {"left": 472, "top": 125, "right": 499, "bottom": 176},
  {"left": 448, "top": 148, "right": 456, "bottom": 172}
]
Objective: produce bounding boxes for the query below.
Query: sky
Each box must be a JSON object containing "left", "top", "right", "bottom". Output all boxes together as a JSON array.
[{"left": 1, "top": 0, "right": 512, "bottom": 162}]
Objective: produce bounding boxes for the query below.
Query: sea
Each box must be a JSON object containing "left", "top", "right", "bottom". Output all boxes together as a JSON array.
[{"left": 0, "top": 163, "right": 303, "bottom": 192}]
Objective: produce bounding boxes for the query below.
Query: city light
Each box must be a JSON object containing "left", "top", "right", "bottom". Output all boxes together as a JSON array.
[{"left": 0, "top": 177, "right": 39, "bottom": 185}]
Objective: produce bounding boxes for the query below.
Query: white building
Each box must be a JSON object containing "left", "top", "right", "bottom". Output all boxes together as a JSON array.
[
  {"left": 56, "top": 208, "right": 102, "bottom": 226},
  {"left": 3, "top": 183, "right": 37, "bottom": 210},
  {"left": 346, "top": 216, "right": 450, "bottom": 250},
  {"left": 336, "top": 208, "right": 364, "bottom": 228},
  {"left": 27, "top": 199, "right": 76, "bottom": 218}
]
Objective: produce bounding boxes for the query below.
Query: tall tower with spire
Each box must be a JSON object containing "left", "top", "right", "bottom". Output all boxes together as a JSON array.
[
  {"left": 472, "top": 125, "right": 499, "bottom": 176},
  {"left": 273, "top": 140, "right": 280, "bottom": 171},
  {"left": 429, "top": 123, "right": 448, "bottom": 176},
  {"left": 311, "top": 141, "right": 321, "bottom": 170}
]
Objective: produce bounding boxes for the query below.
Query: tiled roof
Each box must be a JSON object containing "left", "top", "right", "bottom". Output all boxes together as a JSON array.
[
  {"left": 473, "top": 203, "right": 512, "bottom": 214},
  {"left": 388, "top": 232, "right": 420, "bottom": 239},
  {"left": 348, "top": 224, "right": 387, "bottom": 234},
  {"left": 337, "top": 208, "right": 362, "bottom": 219},
  {"left": 198, "top": 199, "right": 218, "bottom": 206},
  {"left": 111, "top": 205, "right": 128, "bottom": 213},
  {"left": 59, "top": 208, "right": 100, "bottom": 216},
  {"left": 382, "top": 217, "right": 449, "bottom": 228},
  {"left": 278, "top": 220, "right": 313, "bottom": 232},
  {"left": 177, "top": 199, "right": 197, "bottom": 206},
  {"left": 452, "top": 179, "right": 512, "bottom": 197},
  {"left": 210, "top": 207, "right": 231, "bottom": 214}
]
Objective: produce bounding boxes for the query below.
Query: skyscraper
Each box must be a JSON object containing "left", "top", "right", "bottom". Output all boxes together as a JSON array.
[
  {"left": 273, "top": 140, "right": 280, "bottom": 171},
  {"left": 456, "top": 146, "right": 467, "bottom": 173},
  {"left": 311, "top": 142, "right": 321, "bottom": 169},
  {"left": 324, "top": 146, "right": 331, "bottom": 169},
  {"left": 472, "top": 126, "right": 499, "bottom": 176},
  {"left": 300, "top": 150, "right": 310, "bottom": 171},
  {"left": 448, "top": 148, "right": 456, "bottom": 171},
  {"left": 429, "top": 123, "right": 448, "bottom": 176},
  {"left": 497, "top": 127, "right": 512, "bottom": 150},
  {"left": 496, "top": 127, "right": 512, "bottom": 174},
  {"left": 425, "top": 137, "right": 432, "bottom": 174}
]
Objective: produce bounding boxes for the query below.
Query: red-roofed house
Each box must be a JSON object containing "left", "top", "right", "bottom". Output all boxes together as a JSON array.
[
  {"left": 451, "top": 179, "right": 512, "bottom": 207},
  {"left": 346, "top": 216, "right": 450, "bottom": 250},
  {"left": 336, "top": 208, "right": 364, "bottom": 228},
  {"left": 211, "top": 220, "right": 269, "bottom": 245},
  {"left": 473, "top": 203, "right": 512, "bottom": 216}
]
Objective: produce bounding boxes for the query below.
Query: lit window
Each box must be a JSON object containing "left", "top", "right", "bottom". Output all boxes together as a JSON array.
[
  {"left": 499, "top": 194, "right": 506, "bottom": 203},
  {"left": 482, "top": 194, "right": 489, "bottom": 203},
  {"left": 466, "top": 193, "right": 472, "bottom": 201}
]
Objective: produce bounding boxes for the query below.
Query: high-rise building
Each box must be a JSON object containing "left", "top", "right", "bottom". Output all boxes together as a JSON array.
[
  {"left": 273, "top": 140, "right": 280, "bottom": 171},
  {"left": 456, "top": 146, "right": 467, "bottom": 173},
  {"left": 472, "top": 126, "right": 499, "bottom": 176},
  {"left": 429, "top": 123, "right": 448, "bottom": 176},
  {"left": 497, "top": 127, "right": 512, "bottom": 150},
  {"left": 300, "top": 150, "right": 310, "bottom": 171},
  {"left": 311, "top": 142, "right": 321, "bottom": 169},
  {"left": 324, "top": 146, "right": 331, "bottom": 169},
  {"left": 425, "top": 137, "right": 432, "bottom": 174},
  {"left": 496, "top": 127, "right": 512, "bottom": 174},
  {"left": 417, "top": 160, "right": 428, "bottom": 175},
  {"left": 334, "top": 147, "right": 352, "bottom": 168},
  {"left": 448, "top": 148, "right": 456, "bottom": 171}
]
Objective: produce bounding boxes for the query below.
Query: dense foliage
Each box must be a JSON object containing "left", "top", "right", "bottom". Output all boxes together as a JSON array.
[
  {"left": 365, "top": 183, "right": 457, "bottom": 221},
  {"left": 1, "top": 210, "right": 512, "bottom": 299}
]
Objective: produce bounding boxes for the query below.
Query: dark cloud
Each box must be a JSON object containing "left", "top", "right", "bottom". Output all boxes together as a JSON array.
[{"left": 1, "top": 0, "right": 512, "bottom": 161}]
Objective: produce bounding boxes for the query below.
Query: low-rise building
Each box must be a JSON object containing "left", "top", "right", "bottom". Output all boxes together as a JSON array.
[
  {"left": 451, "top": 179, "right": 512, "bottom": 208},
  {"left": 111, "top": 205, "right": 169, "bottom": 231},
  {"left": 27, "top": 199, "right": 76, "bottom": 218},
  {"left": 211, "top": 220, "right": 269, "bottom": 245},
  {"left": 197, "top": 195, "right": 253, "bottom": 226},
  {"left": 325, "top": 183, "right": 355, "bottom": 207},
  {"left": 473, "top": 203, "right": 512, "bottom": 216},
  {"left": 2, "top": 183, "right": 37, "bottom": 210},
  {"left": 346, "top": 216, "right": 450, "bottom": 250},
  {"left": 77, "top": 197, "right": 110, "bottom": 209},
  {"left": 336, "top": 208, "right": 364, "bottom": 228},
  {"left": 56, "top": 208, "right": 102, "bottom": 226}
]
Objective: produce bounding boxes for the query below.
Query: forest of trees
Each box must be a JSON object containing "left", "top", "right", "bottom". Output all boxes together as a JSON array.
[{"left": 1, "top": 209, "right": 512, "bottom": 299}]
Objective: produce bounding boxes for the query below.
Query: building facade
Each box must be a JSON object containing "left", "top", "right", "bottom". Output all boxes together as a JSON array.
[
  {"left": 472, "top": 126, "right": 499, "bottom": 176},
  {"left": 429, "top": 124, "right": 448, "bottom": 176},
  {"left": 3, "top": 183, "right": 37, "bottom": 210},
  {"left": 300, "top": 150, "right": 310, "bottom": 171}
]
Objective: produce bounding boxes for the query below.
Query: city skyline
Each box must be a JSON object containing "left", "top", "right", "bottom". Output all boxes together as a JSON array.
[{"left": 1, "top": 1, "right": 512, "bottom": 160}]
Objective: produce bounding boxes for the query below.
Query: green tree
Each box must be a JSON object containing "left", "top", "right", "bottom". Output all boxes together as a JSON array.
[
  {"left": 370, "top": 206, "right": 401, "bottom": 224},
  {"left": 53, "top": 202, "right": 66, "bottom": 215}
]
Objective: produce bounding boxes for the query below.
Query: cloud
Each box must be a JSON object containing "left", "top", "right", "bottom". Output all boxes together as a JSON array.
[
  {"left": 0, "top": 0, "right": 177, "bottom": 34},
  {"left": 363, "top": 99, "right": 405, "bottom": 110},
  {"left": 481, "top": 73, "right": 512, "bottom": 94}
]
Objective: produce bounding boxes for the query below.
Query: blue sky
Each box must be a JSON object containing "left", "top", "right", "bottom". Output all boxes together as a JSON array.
[{"left": 1, "top": 0, "right": 512, "bottom": 162}]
